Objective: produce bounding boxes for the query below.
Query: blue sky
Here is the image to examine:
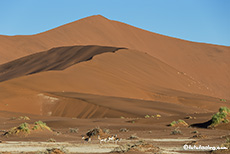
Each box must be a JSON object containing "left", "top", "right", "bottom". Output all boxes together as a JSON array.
[{"left": 0, "top": 0, "right": 229, "bottom": 46}]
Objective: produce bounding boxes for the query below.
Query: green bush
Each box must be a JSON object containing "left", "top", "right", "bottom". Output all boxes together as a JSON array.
[
  {"left": 170, "top": 121, "right": 177, "bottom": 126},
  {"left": 210, "top": 107, "right": 230, "bottom": 127},
  {"left": 219, "top": 107, "right": 230, "bottom": 113},
  {"left": 220, "top": 99, "right": 227, "bottom": 102},
  {"left": 178, "top": 119, "right": 185, "bottom": 123},
  {"left": 33, "top": 121, "right": 51, "bottom": 131},
  {"left": 170, "top": 119, "right": 188, "bottom": 127},
  {"left": 19, "top": 123, "right": 30, "bottom": 133},
  {"left": 5, "top": 121, "right": 51, "bottom": 136},
  {"left": 33, "top": 125, "right": 39, "bottom": 130},
  {"left": 34, "top": 120, "right": 46, "bottom": 125}
]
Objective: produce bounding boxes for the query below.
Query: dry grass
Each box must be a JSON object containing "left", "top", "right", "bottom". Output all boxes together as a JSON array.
[
  {"left": 3, "top": 121, "right": 51, "bottom": 137},
  {"left": 170, "top": 119, "right": 188, "bottom": 127}
]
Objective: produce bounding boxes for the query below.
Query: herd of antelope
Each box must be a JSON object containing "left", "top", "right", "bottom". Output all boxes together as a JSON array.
[{"left": 81, "top": 128, "right": 121, "bottom": 144}]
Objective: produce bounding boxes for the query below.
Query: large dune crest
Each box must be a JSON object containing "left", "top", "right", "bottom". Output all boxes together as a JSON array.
[
  {"left": 0, "top": 15, "right": 229, "bottom": 99},
  {"left": 0, "top": 45, "right": 123, "bottom": 82}
]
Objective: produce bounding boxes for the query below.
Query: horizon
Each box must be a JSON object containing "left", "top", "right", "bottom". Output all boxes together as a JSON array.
[{"left": 1, "top": 0, "right": 229, "bottom": 46}]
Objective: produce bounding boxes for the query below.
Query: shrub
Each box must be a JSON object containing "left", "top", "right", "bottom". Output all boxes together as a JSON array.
[
  {"left": 5, "top": 122, "right": 31, "bottom": 136},
  {"left": 10, "top": 117, "right": 17, "bottom": 120},
  {"left": 33, "top": 121, "right": 51, "bottom": 131},
  {"left": 178, "top": 119, "right": 185, "bottom": 123},
  {"left": 34, "top": 120, "right": 46, "bottom": 125},
  {"left": 18, "top": 116, "right": 30, "bottom": 120},
  {"left": 170, "top": 121, "right": 177, "bottom": 126},
  {"left": 156, "top": 114, "right": 161, "bottom": 118},
  {"left": 210, "top": 107, "right": 230, "bottom": 127},
  {"left": 18, "top": 123, "right": 30, "bottom": 133},
  {"left": 226, "top": 137, "right": 230, "bottom": 143},
  {"left": 86, "top": 127, "right": 101, "bottom": 137},
  {"left": 47, "top": 138, "right": 56, "bottom": 142},
  {"left": 127, "top": 134, "right": 139, "bottom": 140},
  {"left": 4, "top": 121, "right": 52, "bottom": 137},
  {"left": 10, "top": 116, "right": 30, "bottom": 120},
  {"left": 219, "top": 107, "right": 230, "bottom": 113},
  {"left": 220, "top": 99, "right": 227, "bottom": 102},
  {"left": 218, "top": 137, "right": 230, "bottom": 151},
  {"left": 191, "top": 130, "right": 199, "bottom": 134},
  {"left": 103, "top": 128, "right": 110, "bottom": 134},
  {"left": 119, "top": 128, "right": 129, "bottom": 132},
  {"left": 170, "top": 119, "right": 188, "bottom": 127},
  {"left": 33, "top": 125, "right": 39, "bottom": 130},
  {"left": 69, "top": 128, "right": 79, "bottom": 133},
  {"left": 185, "top": 116, "right": 193, "bottom": 119},
  {"left": 171, "top": 128, "right": 182, "bottom": 135}
]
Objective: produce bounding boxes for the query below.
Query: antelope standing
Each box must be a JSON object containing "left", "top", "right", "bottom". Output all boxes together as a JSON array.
[
  {"left": 98, "top": 135, "right": 108, "bottom": 144},
  {"left": 81, "top": 135, "right": 91, "bottom": 143}
]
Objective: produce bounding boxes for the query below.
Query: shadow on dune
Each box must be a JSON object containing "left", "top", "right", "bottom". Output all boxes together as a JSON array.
[
  {"left": 0, "top": 45, "right": 125, "bottom": 82},
  {"left": 190, "top": 120, "right": 212, "bottom": 128}
]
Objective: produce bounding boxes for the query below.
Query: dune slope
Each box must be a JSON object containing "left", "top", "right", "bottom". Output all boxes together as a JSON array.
[
  {"left": 0, "top": 45, "right": 122, "bottom": 82},
  {"left": 0, "top": 46, "right": 228, "bottom": 116},
  {"left": 39, "top": 92, "right": 219, "bottom": 118},
  {"left": 0, "top": 15, "right": 229, "bottom": 99}
]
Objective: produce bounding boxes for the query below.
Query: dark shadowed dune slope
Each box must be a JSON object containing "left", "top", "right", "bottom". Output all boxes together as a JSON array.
[{"left": 0, "top": 45, "right": 123, "bottom": 82}]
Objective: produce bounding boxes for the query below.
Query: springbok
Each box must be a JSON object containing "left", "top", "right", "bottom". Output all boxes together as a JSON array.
[
  {"left": 112, "top": 134, "right": 121, "bottom": 144},
  {"left": 106, "top": 135, "right": 115, "bottom": 142},
  {"left": 97, "top": 135, "right": 108, "bottom": 144},
  {"left": 106, "top": 134, "right": 121, "bottom": 144},
  {"left": 114, "top": 136, "right": 121, "bottom": 144},
  {"left": 81, "top": 135, "right": 91, "bottom": 143}
]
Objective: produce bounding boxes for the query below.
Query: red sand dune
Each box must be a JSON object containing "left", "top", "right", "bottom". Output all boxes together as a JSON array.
[
  {"left": 0, "top": 15, "right": 229, "bottom": 118},
  {"left": 0, "top": 46, "right": 229, "bottom": 116},
  {"left": 0, "top": 15, "right": 229, "bottom": 100}
]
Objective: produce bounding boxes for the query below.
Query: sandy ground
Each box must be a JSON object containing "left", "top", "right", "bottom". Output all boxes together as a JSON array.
[
  {"left": 0, "top": 141, "right": 119, "bottom": 153},
  {"left": 0, "top": 139, "right": 198, "bottom": 154},
  {"left": 0, "top": 109, "right": 230, "bottom": 154}
]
